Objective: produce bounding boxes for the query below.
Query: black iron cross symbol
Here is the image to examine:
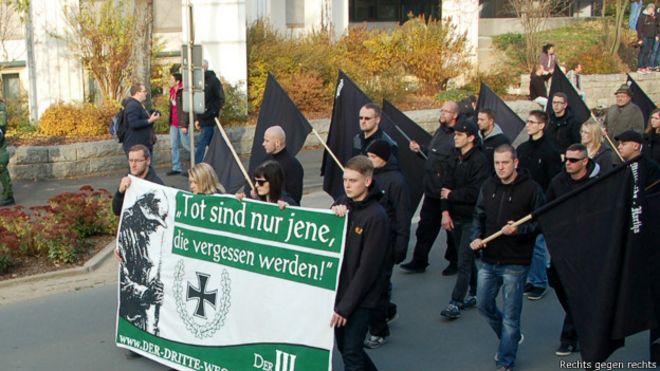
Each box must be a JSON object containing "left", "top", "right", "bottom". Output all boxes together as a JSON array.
[{"left": 186, "top": 272, "right": 217, "bottom": 318}]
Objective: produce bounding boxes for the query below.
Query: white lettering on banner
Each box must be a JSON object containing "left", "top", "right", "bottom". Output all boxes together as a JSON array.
[
  {"left": 629, "top": 162, "right": 643, "bottom": 234},
  {"left": 253, "top": 353, "right": 274, "bottom": 371},
  {"left": 275, "top": 350, "right": 297, "bottom": 371},
  {"left": 284, "top": 213, "right": 334, "bottom": 247},
  {"left": 189, "top": 240, "right": 256, "bottom": 265}
]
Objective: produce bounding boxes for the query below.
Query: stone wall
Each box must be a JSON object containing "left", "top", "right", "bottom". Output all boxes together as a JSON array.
[
  {"left": 7, "top": 101, "right": 539, "bottom": 181},
  {"left": 519, "top": 71, "right": 660, "bottom": 109}
]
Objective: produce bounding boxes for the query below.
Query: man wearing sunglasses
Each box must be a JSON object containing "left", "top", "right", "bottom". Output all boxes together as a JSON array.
[
  {"left": 352, "top": 103, "right": 398, "bottom": 166},
  {"left": 545, "top": 143, "right": 601, "bottom": 357}
]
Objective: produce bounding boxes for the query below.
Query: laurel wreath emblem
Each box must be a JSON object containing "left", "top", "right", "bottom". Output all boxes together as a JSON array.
[{"left": 173, "top": 260, "right": 231, "bottom": 339}]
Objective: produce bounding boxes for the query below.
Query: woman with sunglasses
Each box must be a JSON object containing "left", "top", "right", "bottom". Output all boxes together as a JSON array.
[
  {"left": 580, "top": 120, "right": 613, "bottom": 172},
  {"left": 643, "top": 109, "right": 660, "bottom": 164},
  {"left": 237, "top": 161, "right": 296, "bottom": 208},
  {"left": 188, "top": 163, "right": 225, "bottom": 195}
]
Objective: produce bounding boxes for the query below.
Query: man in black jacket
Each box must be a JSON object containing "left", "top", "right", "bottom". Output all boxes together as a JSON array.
[
  {"left": 517, "top": 110, "right": 563, "bottom": 301},
  {"left": 123, "top": 83, "right": 160, "bottom": 156},
  {"left": 112, "top": 144, "right": 164, "bottom": 217},
  {"left": 363, "top": 140, "right": 412, "bottom": 348},
  {"left": 546, "top": 93, "right": 581, "bottom": 153},
  {"left": 545, "top": 143, "right": 601, "bottom": 357},
  {"left": 194, "top": 60, "right": 225, "bottom": 164},
  {"left": 352, "top": 103, "right": 398, "bottom": 165},
  {"left": 477, "top": 108, "right": 510, "bottom": 173},
  {"left": 262, "top": 125, "right": 304, "bottom": 205},
  {"left": 439, "top": 121, "right": 489, "bottom": 320},
  {"left": 331, "top": 155, "right": 390, "bottom": 371},
  {"left": 400, "top": 101, "right": 460, "bottom": 275},
  {"left": 470, "top": 144, "right": 545, "bottom": 371}
]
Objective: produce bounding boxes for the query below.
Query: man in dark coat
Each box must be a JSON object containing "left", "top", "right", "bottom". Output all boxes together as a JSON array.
[
  {"left": 363, "top": 140, "right": 412, "bottom": 349},
  {"left": 517, "top": 110, "right": 563, "bottom": 301},
  {"left": 262, "top": 125, "right": 304, "bottom": 205},
  {"left": 439, "top": 121, "right": 489, "bottom": 320},
  {"left": 194, "top": 60, "right": 225, "bottom": 164},
  {"left": 331, "top": 155, "right": 390, "bottom": 371},
  {"left": 352, "top": 103, "right": 398, "bottom": 165},
  {"left": 112, "top": 144, "right": 164, "bottom": 216},
  {"left": 470, "top": 144, "right": 545, "bottom": 371},
  {"left": 400, "top": 101, "right": 460, "bottom": 275},
  {"left": 546, "top": 93, "right": 581, "bottom": 153},
  {"left": 122, "top": 83, "right": 160, "bottom": 156},
  {"left": 545, "top": 143, "right": 601, "bottom": 357}
]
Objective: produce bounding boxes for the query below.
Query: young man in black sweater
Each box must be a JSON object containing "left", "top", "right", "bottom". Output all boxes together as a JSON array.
[{"left": 331, "top": 155, "right": 390, "bottom": 371}]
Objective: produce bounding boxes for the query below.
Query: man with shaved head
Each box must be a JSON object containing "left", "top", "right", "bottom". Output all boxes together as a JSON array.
[
  {"left": 401, "top": 101, "right": 461, "bottom": 275},
  {"left": 262, "top": 125, "right": 304, "bottom": 204}
]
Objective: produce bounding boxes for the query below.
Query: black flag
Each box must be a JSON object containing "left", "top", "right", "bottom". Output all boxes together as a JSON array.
[
  {"left": 475, "top": 82, "right": 525, "bottom": 141},
  {"left": 203, "top": 126, "right": 246, "bottom": 193},
  {"left": 533, "top": 160, "right": 656, "bottom": 363},
  {"left": 382, "top": 99, "right": 431, "bottom": 209},
  {"left": 626, "top": 74, "right": 657, "bottom": 126},
  {"left": 321, "top": 71, "right": 370, "bottom": 199},
  {"left": 248, "top": 73, "right": 313, "bottom": 173},
  {"left": 547, "top": 67, "right": 591, "bottom": 125}
]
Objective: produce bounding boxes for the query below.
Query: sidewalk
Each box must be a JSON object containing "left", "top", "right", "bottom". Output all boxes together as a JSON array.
[{"left": 0, "top": 148, "right": 332, "bottom": 305}]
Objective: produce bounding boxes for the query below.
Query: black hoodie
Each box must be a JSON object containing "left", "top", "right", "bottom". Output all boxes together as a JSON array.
[
  {"left": 546, "top": 158, "right": 601, "bottom": 202},
  {"left": 373, "top": 162, "right": 412, "bottom": 263},
  {"left": 441, "top": 146, "right": 489, "bottom": 221},
  {"left": 471, "top": 169, "right": 545, "bottom": 265},
  {"left": 517, "top": 134, "right": 563, "bottom": 192},
  {"left": 546, "top": 108, "right": 581, "bottom": 153},
  {"left": 334, "top": 185, "right": 390, "bottom": 318},
  {"left": 196, "top": 70, "right": 225, "bottom": 126},
  {"left": 420, "top": 124, "right": 455, "bottom": 198}
]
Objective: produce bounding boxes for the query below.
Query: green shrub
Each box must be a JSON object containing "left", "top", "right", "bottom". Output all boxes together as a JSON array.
[
  {"left": 38, "top": 102, "right": 112, "bottom": 137},
  {"left": 220, "top": 78, "right": 248, "bottom": 126}
]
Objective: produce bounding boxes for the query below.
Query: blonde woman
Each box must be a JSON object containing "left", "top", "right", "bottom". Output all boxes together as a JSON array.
[
  {"left": 643, "top": 109, "right": 660, "bottom": 164},
  {"left": 188, "top": 163, "right": 225, "bottom": 195},
  {"left": 580, "top": 120, "right": 613, "bottom": 171}
]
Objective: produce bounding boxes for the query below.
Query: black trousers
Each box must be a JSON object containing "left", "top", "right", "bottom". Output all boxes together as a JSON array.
[
  {"left": 411, "top": 196, "right": 456, "bottom": 266},
  {"left": 450, "top": 220, "right": 477, "bottom": 303},
  {"left": 548, "top": 265, "right": 578, "bottom": 346}
]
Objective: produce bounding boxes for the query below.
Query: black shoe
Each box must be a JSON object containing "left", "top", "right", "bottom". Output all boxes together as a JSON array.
[
  {"left": 441, "top": 263, "right": 458, "bottom": 276},
  {"left": 166, "top": 170, "right": 181, "bottom": 176},
  {"left": 0, "top": 197, "right": 15, "bottom": 207},
  {"left": 527, "top": 286, "right": 547, "bottom": 301},
  {"left": 523, "top": 283, "right": 535, "bottom": 296},
  {"left": 400, "top": 261, "right": 427, "bottom": 273},
  {"left": 555, "top": 343, "right": 578, "bottom": 356}
]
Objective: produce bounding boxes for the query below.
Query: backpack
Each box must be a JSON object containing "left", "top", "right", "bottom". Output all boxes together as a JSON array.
[{"left": 109, "top": 107, "right": 127, "bottom": 143}]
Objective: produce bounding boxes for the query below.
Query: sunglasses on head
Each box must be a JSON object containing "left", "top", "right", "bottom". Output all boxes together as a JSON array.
[
  {"left": 564, "top": 157, "right": 585, "bottom": 163},
  {"left": 254, "top": 178, "right": 268, "bottom": 186}
]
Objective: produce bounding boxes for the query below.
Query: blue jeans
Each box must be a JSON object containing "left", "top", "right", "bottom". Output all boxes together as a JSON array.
[
  {"left": 169, "top": 126, "right": 190, "bottom": 172},
  {"left": 652, "top": 39, "right": 660, "bottom": 68},
  {"left": 335, "top": 308, "right": 378, "bottom": 371},
  {"left": 477, "top": 263, "right": 529, "bottom": 369},
  {"left": 639, "top": 37, "right": 655, "bottom": 68},
  {"left": 195, "top": 125, "right": 214, "bottom": 164},
  {"left": 526, "top": 234, "right": 548, "bottom": 288}
]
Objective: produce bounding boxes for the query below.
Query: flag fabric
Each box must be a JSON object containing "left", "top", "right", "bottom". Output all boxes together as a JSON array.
[
  {"left": 203, "top": 126, "right": 246, "bottom": 193},
  {"left": 533, "top": 160, "right": 656, "bottom": 363},
  {"left": 321, "top": 71, "right": 372, "bottom": 199},
  {"left": 475, "top": 82, "right": 525, "bottom": 141},
  {"left": 547, "top": 67, "right": 591, "bottom": 126},
  {"left": 382, "top": 99, "right": 431, "bottom": 209},
  {"left": 248, "top": 73, "right": 313, "bottom": 173},
  {"left": 626, "top": 74, "right": 657, "bottom": 126}
]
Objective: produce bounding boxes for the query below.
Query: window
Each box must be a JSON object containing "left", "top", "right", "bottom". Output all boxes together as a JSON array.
[
  {"left": 349, "top": 0, "right": 439, "bottom": 23},
  {"left": 1, "top": 73, "right": 20, "bottom": 100}
]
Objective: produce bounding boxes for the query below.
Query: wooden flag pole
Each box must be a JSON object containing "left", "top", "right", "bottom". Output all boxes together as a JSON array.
[
  {"left": 311, "top": 128, "right": 344, "bottom": 172},
  {"left": 392, "top": 124, "right": 428, "bottom": 160},
  {"left": 214, "top": 118, "right": 255, "bottom": 191},
  {"left": 479, "top": 214, "right": 534, "bottom": 246},
  {"left": 589, "top": 113, "right": 624, "bottom": 163}
]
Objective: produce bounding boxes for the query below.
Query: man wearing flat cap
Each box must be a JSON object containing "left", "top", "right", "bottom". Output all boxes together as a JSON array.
[{"left": 603, "top": 84, "right": 645, "bottom": 139}]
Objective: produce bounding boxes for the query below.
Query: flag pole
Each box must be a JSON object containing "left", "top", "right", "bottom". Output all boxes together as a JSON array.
[
  {"left": 590, "top": 113, "right": 624, "bottom": 162},
  {"left": 214, "top": 117, "right": 255, "bottom": 191},
  {"left": 479, "top": 214, "right": 533, "bottom": 246},
  {"left": 311, "top": 128, "right": 344, "bottom": 172},
  {"left": 392, "top": 124, "right": 428, "bottom": 160}
]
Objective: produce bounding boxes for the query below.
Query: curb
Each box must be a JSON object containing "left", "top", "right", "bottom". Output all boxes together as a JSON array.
[{"left": 0, "top": 240, "right": 116, "bottom": 288}]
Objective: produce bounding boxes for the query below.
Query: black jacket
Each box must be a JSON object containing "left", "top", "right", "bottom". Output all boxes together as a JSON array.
[
  {"left": 546, "top": 109, "right": 581, "bottom": 153},
  {"left": 112, "top": 167, "right": 164, "bottom": 216},
  {"left": 481, "top": 124, "right": 510, "bottom": 173},
  {"left": 636, "top": 12, "right": 657, "bottom": 39},
  {"left": 546, "top": 159, "right": 601, "bottom": 202},
  {"left": 196, "top": 70, "right": 225, "bottom": 126},
  {"left": 592, "top": 145, "right": 614, "bottom": 173},
  {"left": 352, "top": 127, "right": 399, "bottom": 166},
  {"left": 517, "top": 135, "right": 563, "bottom": 191},
  {"left": 529, "top": 73, "right": 551, "bottom": 100},
  {"left": 643, "top": 132, "right": 660, "bottom": 165},
  {"left": 122, "top": 97, "right": 155, "bottom": 152},
  {"left": 471, "top": 169, "right": 545, "bottom": 265},
  {"left": 421, "top": 124, "right": 455, "bottom": 198},
  {"left": 373, "top": 162, "right": 412, "bottom": 264},
  {"left": 334, "top": 185, "right": 390, "bottom": 318},
  {"left": 271, "top": 148, "right": 304, "bottom": 205},
  {"left": 441, "top": 146, "right": 489, "bottom": 221}
]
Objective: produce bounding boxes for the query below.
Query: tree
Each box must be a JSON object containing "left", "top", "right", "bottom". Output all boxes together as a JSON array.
[
  {"left": 508, "top": 0, "right": 573, "bottom": 71},
  {"left": 129, "top": 0, "right": 153, "bottom": 107},
  {"left": 602, "top": 0, "right": 627, "bottom": 55},
  {"left": 57, "top": 0, "right": 135, "bottom": 102}
]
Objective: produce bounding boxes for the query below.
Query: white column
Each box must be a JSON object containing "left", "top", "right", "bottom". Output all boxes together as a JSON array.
[
  {"left": 441, "top": 0, "right": 479, "bottom": 66},
  {"left": 29, "top": 0, "right": 84, "bottom": 120}
]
